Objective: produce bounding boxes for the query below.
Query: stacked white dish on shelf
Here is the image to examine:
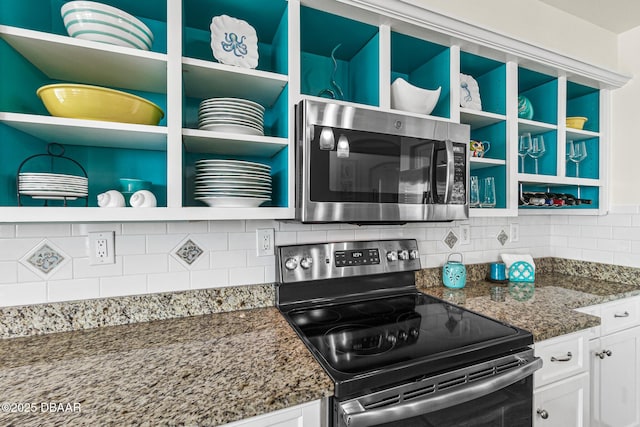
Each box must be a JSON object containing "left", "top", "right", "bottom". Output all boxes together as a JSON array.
[
  {"left": 198, "top": 98, "right": 265, "bottom": 136},
  {"left": 61, "top": 1, "right": 154, "bottom": 51},
  {"left": 194, "top": 159, "right": 272, "bottom": 207},
  {"left": 18, "top": 172, "right": 88, "bottom": 200}
]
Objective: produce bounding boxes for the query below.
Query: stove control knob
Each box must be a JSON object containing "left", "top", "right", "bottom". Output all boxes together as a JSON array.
[
  {"left": 387, "top": 334, "right": 397, "bottom": 344},
  {"left": 386, "top": 251, "right": 398, "bottom": 261},
  {"left": 409, "top": 328, "right": 419, "bottom": 339},
  {"left": 300, "top": 257, "right": 313, "bottom": 269},
  {"left": 284, "top": 257, "right": 298, "bottom": 271},
  {"left": 398, "top": 330, "right": 408, "bottom": 341},
  {"left": 409, "top": 249, "right": 419, "bottom": 260},
  {"left": 398, "top": 250, "right": 409, "bottom": 260}
]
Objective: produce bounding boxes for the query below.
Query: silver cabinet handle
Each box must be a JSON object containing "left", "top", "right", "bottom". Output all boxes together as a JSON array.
[
  {"left": 614, "top": 311, "right": 630, "bottom": 318},
  {"left": 550, "top": 352, "right": 572, "bottom": 362},
  {"left": 537, "top": 409, "right": 549, "bottom": 419},
  {"left": 595, "top": 350, "right": 612, "bottom": 359}
]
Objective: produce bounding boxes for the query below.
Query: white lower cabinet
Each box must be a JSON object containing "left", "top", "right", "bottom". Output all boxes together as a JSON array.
[
  {"left": 589, "top": 325, "right": 640, "bottom": 427},
  {"left": 220, "top": 399, "right": 323, "bottom": 427},
  {"left": 576, "top": 295, "right": 640, "bottom": 427},
  {"left": 534, "top": 372, "right": 589, "bottom": 427},
  {"left": 533, "top": 330, "right": 590, "bottom": 426}
]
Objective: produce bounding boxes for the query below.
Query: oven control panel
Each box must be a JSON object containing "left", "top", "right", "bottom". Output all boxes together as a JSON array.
[
  {"left": 277, "top": 239, "right": 420, "bottom": 283},
  {"left": 334, "top": 249, "right": 380, "bottom": 267}
]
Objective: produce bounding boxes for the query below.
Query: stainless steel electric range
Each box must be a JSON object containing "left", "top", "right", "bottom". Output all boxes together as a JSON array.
[{"left": 276, "top": 239, "right": 542, "bottom": 427}]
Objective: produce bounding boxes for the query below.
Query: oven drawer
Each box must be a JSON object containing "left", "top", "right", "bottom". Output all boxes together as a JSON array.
[{"left": 534, "top": 330, "right": 589, "bottom": 388}]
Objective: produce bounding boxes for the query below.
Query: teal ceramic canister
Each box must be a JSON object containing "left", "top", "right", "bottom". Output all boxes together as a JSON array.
[{"left": 443, "top": 253, "right": 467, "bottom": 289}]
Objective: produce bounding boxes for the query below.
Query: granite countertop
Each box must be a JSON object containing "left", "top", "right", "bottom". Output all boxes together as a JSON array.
[
  {"left": 0, "top": 307, "right": 333, "bottom": 427},
  {"left": 419, "top": 273, "right": 640, "bottom": 342}
]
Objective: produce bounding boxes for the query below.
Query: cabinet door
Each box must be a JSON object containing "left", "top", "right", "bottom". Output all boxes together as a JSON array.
[
  {"left": 593, "top": 326, "right": 640, "bottom": 427},
  {"left": 534, "top": 372, "right": 589, "bottom": 427},
  {"left": 220, "top": 400, "right": 322, "bottom": 427}
]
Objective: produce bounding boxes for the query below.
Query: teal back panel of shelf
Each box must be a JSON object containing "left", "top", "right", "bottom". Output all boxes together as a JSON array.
[
  {"left": 567, "top": 88, "right": 599, "bottom": 132},
  {"left": 300, "top": 51, "right": 351, "bottom": 101},
  {"left": 410, "top": 50, "right": 450, "bottom": 118},
  {"left": 272, "top": 7, "right": 288, "bottom": 75},
  {"left": 460, "top": 52, "right": 506, "bottom": 115},
  {"left": 391, "top": 32, "right": 448, "bottom": 75},
  {"left": 264, "top": 85, "right": 288, "bottom": 138},
  {"left": 518, "top": 68, "right": 557, "bottom": 125},
  {"left": 1, "top": 1, "right": 59, "bottom": 33},
  {"left": 0, "top": 41, "right": 49, "bottom": 115},
  {"left": 471, "top": 121, "right": 506, "bottom": 160},
  {"left": 350, "top": 33, "right": 379, "bottom": 107},
  {"left": 521, "top": 131, "right": 557, "bottom": 176},
  {"left": 522, "top": 184, "right": 598, "bottom": 209}
]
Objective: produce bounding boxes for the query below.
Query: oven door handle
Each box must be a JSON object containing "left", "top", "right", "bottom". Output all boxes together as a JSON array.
[{"left": 339, "top": 356, "right": 542, "bottom": 427}]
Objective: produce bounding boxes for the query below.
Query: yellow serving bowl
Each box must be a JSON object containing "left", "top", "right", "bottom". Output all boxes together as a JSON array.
[
  {"left": 37, "top": 83, "right": 164, "bottom": 125},
  {"left": 566, "top": 116, "right": 588, "bottom": 130}
]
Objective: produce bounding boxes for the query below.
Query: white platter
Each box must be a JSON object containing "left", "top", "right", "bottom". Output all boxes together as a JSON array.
[
  {"left": 19, "top": 190, "right": 88, "bottom": 197},
  {"left": 195, "top": 159, "right": 270, "bottom": 169},
  {"left": 196, "top": 196, "right": 270, "bottom": 207},
  {"left": 200, "top": 98, "right": 265, "bottom": 112},
  {"left": 198, "top": 123, "right": 264, "bottom": 136},
  {"left": 210, "top": 15, "right": 259, "bottom": 69},
  {"left": 460, "top": 73, "right": 482, "bottom": 110}
]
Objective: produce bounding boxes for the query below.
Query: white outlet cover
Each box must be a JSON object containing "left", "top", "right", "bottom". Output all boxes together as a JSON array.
[
  {"left": 89, "top": 231, "right": 115, "bottom": 265},
  {"left": 256, "top": 228, "right": 275, "bottom": 257}
]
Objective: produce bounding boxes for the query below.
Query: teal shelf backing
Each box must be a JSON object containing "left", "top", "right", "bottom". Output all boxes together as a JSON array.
[
  {"left": 460, "top": 52, "right": 506, "bottom": 115},
  {"left": 470, "top": 166, "right": 507, "bottom": 209},
  {"left": 471, "top": 121, "right": 506, "bottom": 160},
  {"left": 518, "top": 68, "right": 558, "bottom": 125},
  {"left": 521, "top": 130, "right": 557, "bottom": 176},
  {"left": 567, "top": 81, "right": 600, "bottom": 132},
  {"left": 183, "top": 0, "right": 288, "bottom": 74},
  {"left": 565, "top": 137, "right": 599, "bottom": 180},
  {"left": 300, "top": 6, "right": 379, "bottom": 106},
  {"left": 0, "top": 40, "right": 49, "bottom": 115}
]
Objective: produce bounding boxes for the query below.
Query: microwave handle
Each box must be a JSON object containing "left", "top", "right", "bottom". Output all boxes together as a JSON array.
[
  {"left": 339, "top": 356, "right": 542, "bottom": 427},
  {"left": 442, "top": 139, "right": 455, "bottom": 203}
]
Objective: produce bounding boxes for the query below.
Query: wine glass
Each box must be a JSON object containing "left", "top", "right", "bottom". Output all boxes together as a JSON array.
[
  {"left": 528, "top": 136, "right": 546, "bottom": 174},
  {"left": 518, "top": 133, "right": 532, "bottom": 173},
  {"left": 568, "top": 140, "right": 587, "bottom": 177}
]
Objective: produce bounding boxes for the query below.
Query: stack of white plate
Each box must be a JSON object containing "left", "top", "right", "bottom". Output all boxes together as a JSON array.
[
  {"left": 61, "top": 1, "right": 154, "bottom": 51},
  {"left": 198, "top": 98, "right": 265, "bottom": 136},
  {"left": 18, "top": 172, "right": 88, "bottom": 200},
  {"left": 194, "top": 159, "right": 271, "bottom": 207}
]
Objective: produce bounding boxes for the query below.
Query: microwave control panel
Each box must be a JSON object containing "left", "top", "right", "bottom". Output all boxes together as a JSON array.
[
  {"left": 451, "top": 144, "right": 467, "bottom": 204},
  {"left": 334, "top": 249, "right": 380, "bottom": 267}
]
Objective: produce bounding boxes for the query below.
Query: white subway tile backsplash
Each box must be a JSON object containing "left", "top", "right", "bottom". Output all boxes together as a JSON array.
[
  {"left": 228, "top": 232, "right": 255, "bottom": 250},
  {"left": 16, "top": 223, "right": 71, "bottom": 237},
  {"left": 229, "top": 266, "right": 264, "bottom": 285},
  {"left": 211, "top": 250, "right": 246, "bottom": 269},
  {"left": 122, "top": 222, "right": 166, "bottom": 235},
  {"left": 191, "top": 269, "right": 229, "bottom": 289},
  {"left": 147, "top": 271, "right": 190, "bottom": 293},
  {"left": 2, "top": 206, "right": 640, "bottom": 306},
  {"left": 167, "top": 221, "right": 208, "bottom": 234},
  {"left": 115, "top": 235, "right": 146, "bottom": 255},
  {"left": 100, "top": 275, "right": 147, "bottom": 297},
  {"left": 0, "top": 282, "right": 46, "bottom": 306},
  {"left": 0, "top": 262, "right": 17, "bottom": 284},
  {"left": 48, "top": 278, "right": 100, "bottom": 302},
  {"left": 73, "top": 257, "right": 123, "bottom": 279},
  {"left": 124, "top": 254, "right": 168, "bottom": 275}
]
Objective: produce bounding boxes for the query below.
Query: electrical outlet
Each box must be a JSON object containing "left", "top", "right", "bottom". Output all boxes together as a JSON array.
[
  {"left": 89, "top": 231, "right": 115, "bottom": 265},
  {"left": 459, "top": 224, "right": 471, "bottom": 245},
  {"left": 510, "top": 223, "right": 520, "bottom": 243},
  {"left": 256, "top": 228, "right": 274, "bottom": 257}
]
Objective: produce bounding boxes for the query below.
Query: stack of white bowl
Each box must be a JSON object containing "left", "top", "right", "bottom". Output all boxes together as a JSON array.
[
  {"left": 198, "top": 98, "right": 265, "bottom": 136},
  {"left": 61, "top": 1, "right": 154, "bottom": 51},
  {"left": 194, "top": 159, "right": 271, "bottom": 207}
]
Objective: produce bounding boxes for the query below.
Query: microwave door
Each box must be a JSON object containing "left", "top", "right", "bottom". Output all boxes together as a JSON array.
[{"left": 399, "top": 140, "right": 434, "bottom": 204}]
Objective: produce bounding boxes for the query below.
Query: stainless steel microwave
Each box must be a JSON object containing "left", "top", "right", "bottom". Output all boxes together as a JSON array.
[{"left": 295, "top": 99, "right": 470, "bottom": 224}]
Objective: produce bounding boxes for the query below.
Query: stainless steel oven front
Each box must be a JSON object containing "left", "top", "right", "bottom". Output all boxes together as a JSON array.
[{"left": 295, "top": 99, "right": 470, "bottom": 224}]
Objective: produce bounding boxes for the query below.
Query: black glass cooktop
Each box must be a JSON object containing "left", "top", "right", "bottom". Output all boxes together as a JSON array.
[{"left": 282, "top": 291, "right": 533, "bottom": 398}]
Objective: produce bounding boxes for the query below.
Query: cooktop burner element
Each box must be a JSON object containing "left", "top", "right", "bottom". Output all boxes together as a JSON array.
[{"left": 276, "top": 239, "right": 534, "bottom": 399}]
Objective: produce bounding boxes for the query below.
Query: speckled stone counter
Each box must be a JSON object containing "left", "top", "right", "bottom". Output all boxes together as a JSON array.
[
  {"left": 418, "top": 273, "right": 640, "bottom": 342},
  {"left": 0, "top": 307, "right": 333, "bottom": 427}
]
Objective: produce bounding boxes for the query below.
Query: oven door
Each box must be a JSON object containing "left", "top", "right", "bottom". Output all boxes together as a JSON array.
[
  {"left": 335, "top": 349, "right": 542, "bottom": 427},
  {"left": 296, "top": 99, "right": 469, "bottom": 223}
]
